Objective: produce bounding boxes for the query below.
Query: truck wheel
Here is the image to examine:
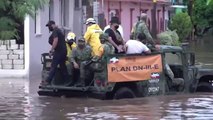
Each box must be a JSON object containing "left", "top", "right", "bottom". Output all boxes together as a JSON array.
[
  {"left": 196, "top": 82, "right": 213, "bottom": 92},
  {"left": 113, "top": 87, "right": 136, "bottom": 100}
]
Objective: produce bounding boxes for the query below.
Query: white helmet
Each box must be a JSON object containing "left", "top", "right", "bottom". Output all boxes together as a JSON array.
[{"left": 85, "top": 18, "right": 96, "bottom": 25}]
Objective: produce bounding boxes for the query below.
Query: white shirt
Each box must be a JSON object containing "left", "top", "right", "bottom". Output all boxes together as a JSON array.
[
  {"left": 125, "top": 40, "right": 149, "bottom": 54},
  {"left": 103, "top": 25, "right": 124, "bottom": 38}
]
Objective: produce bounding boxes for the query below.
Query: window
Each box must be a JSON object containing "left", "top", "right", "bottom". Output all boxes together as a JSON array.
[
  {"left": 61, "top": 0, "right": 69, "bottom": 27},
  {"left": 35, "top": 10, "right": 41, "bottom": 35},
  {"left": 165, "top": 52, "right": 182, "bottom": 65},
  {"left": 49, "top": 0, "right": 54, "bottom": 20},
  {"left": 75, "top": 0, "right": 80, "bottom": 9},
  {"left": 61, "top": 0, "right": 70, "bottom": 35}
]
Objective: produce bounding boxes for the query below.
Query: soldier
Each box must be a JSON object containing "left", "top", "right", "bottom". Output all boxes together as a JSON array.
[
  {"left": 70, "top": 38, "right": 92, "bottom": 87},
  {"left": 99, "top": 33, "right": 115, "bottom": 56},
  {"left": 91, "top": 33, "right": 115, "bottom": 87},
  {"left": 131, "top": 13, "right": 157, "bottom": 50}
]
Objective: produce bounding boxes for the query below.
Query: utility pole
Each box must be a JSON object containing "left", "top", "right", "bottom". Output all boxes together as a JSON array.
[{"left": 152, "top": 0, "right": 157, "bottom": 39}]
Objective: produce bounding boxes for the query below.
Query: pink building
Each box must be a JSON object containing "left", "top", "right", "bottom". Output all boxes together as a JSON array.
[{"left": 97, "top": 0, "right": 171, "bottom": 41}]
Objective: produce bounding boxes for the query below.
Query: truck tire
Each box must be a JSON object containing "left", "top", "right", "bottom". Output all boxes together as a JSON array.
[
  {"left": 113, "top": 87, "right": 136, "bottom": 100},
  {"left": 196, "top": 82, "right": 213, "bottom": 92}
]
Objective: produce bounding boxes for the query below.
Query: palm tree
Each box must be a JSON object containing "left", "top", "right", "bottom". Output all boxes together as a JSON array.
[{"left": 0, "top": 0, "right": 48, "bottom": 40}]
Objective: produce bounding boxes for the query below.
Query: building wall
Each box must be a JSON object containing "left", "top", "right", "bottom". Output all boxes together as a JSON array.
[
  {"left": 28, "top": 5, "right": 50, "bottom": 78},
  {"left": 99, "top": 0, "right": 170, "bottom": 41},
  {"left": 0, "top": 0, "right": 82, "bottom": 78},
  {"left": 28, "top": 0, "right": 76, "bottom": 78}
]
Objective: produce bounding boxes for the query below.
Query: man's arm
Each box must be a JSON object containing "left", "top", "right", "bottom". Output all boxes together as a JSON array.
[
  {"left": 143, "top": 44, "right": 151, "bottom": 54},
  {"left": 108, "top": 37, "right": 118, "bottom": 48},
  {"left": 84, "top": 29, "right": 91, "bottom": 43},
  {"left": 70, "top": 49, "right": 77, "bottom": 63},
  {"left": 50, "top": 30, "right": 59, "bottom": 53},
  {"left": 51, "top": 37, "right": 58, "bottom": 52},
  {"left": 142, "top": 24, "right": 155, "bottom": 46}
]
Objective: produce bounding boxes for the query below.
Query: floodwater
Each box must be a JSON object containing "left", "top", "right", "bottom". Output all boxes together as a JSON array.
[
  {"left": 190, "top": 32, "right": 213, "bottom": 69},
  {"left": 0, "top": 33, "right": 213, "bottom": 120},
  {"left": 1, "top": 79, "right": 213, "bottom": 120}
]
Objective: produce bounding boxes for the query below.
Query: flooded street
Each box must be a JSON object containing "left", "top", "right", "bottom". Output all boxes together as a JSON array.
[
  {"left": 0, "top": 33, "right": 213, "bottom": 120},
  {"left": 1, "top": 79, "right": 213, "bottom": 120},
  {"left": 190, "top": 33, "right": 213, "bottom": 69}
]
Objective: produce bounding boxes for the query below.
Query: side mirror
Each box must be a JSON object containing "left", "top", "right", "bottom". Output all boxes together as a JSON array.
[{"left": 189, "top": 53, "right": 195, "bottom": 66}]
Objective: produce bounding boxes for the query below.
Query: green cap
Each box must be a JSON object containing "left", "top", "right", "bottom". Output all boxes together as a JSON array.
[{"left": 99, "top": 33, "right": 109, "bottom": 41}]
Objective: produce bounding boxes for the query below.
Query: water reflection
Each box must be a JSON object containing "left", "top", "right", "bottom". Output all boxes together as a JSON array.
[
  {"left": 0, "top": 79, "right": 30, "bottom": 119},
  {"left": 1, "top": 79, "right": 213, "bottom": 119},
  {"left": 190, "top": 33, "right": 213, "bottom": 69},
  {"left": 0, "top": 33, "right": 213, "bottom": 120}
]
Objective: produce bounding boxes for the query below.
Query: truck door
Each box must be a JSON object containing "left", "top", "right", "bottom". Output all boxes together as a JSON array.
[
  {"left": 164, "top": 51, "right": 185, "bottom": 92},
  {"left": 185, "top": 52, "right": 198, "bottom": 92}
]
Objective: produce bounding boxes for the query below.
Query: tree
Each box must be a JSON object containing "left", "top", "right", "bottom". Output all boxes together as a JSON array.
[
  {"left": 168, "top": 12, "right": 192, "bottom": 41},
  {"left": 0, "top": 0, "right": 48, "bottom": 40},
  {"left": 207, "top": 0, "right": 213, "bottom": 5}
]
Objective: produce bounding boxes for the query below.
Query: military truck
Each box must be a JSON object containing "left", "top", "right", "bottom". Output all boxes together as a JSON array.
[{"left": 38, "top": 45, "right": 213, "bottom": 99}]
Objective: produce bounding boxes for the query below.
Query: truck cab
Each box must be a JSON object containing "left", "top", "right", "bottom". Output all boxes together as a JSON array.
[{"left": 38, "top": 45, "right": 199, "bottom": 99}]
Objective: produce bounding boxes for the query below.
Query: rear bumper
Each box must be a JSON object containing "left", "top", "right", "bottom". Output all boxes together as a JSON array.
[{"left": 38, "top": 85, "right": 107, "bottom": 99}]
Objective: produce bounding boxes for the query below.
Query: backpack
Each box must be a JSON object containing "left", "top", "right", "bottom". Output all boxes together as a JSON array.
[{"left": 134, "top": 21, "right": 146, "bottom": 40}]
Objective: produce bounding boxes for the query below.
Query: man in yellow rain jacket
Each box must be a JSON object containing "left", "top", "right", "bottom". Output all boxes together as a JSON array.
[
  {"left": 65, "top": 32, "right": 77, "bottom": 76},
  {"left": 66, "top": 32, "right": 77, "bottom": 65},
  {"left": 84, "top": 18, "right": 104, "bottom": 59}
]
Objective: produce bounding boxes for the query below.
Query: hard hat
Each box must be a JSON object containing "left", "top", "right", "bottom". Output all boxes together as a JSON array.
[
  {"left": 85, "top": 18, "right": 96, "bottom": 25},
  {"left": 66, "top": 32, "right": 76, "bottom": 41}
]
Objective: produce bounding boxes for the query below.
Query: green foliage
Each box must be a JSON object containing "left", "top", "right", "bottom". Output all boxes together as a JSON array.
[
  {"left": 0, "top": 0, "right": 48, "bottom": 40},
  {"left": 168, "top": 12, "right": 192, "bottom": 41},
  {"left": 157, "top": 30, "right": 180, "bottom": 46},
  {"left": 192, "top": 0, "right": 209, "bottom": 28},
  {"left": 190, "top": 0, "right": 213, "bottom": 35},
  {"left": 207, "top": 0, "right": 213, "bottom": 5}
]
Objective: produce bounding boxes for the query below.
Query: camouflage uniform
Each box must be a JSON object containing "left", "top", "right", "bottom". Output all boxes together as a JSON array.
[
  {"left": 132, "top": 20, "right": 155, "bottom": 48},
  {"left": 99, "top": 33, "right": 114, "bottom": 55},
  {"left": 92, "top": 34, "right": 115, "bottom": 86},
  {"left": 70, "top": 45, "right": 92, "bottom": 86}
]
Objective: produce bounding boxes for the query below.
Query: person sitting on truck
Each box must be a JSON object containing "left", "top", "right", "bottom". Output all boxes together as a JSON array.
[
  {"left": 66, "top": 32, "right": 77, "bottom": 61},
  {"left": 65, "top": 32, "right": 77, "bottom": 75},
  {"left": 125, "top": 33, "right": 151, "bottom": 54},
  {"left": 104, "top": 17, "right": 125, "bottom": 54},
  {"left": 100, "top": 33, "right": 115, "bottom": 56},
  {"left": 70, "top": 38, "right": 92, "bottom": 87}
]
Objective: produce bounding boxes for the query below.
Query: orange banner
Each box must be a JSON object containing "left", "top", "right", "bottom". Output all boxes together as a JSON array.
[{"left": 107, "top": 54, "right": 163, "bottom": 83}]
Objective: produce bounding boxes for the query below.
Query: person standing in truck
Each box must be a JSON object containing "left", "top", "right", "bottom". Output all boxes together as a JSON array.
[{"left": 42, "top": 20, "right": 68, "bottom": 86}]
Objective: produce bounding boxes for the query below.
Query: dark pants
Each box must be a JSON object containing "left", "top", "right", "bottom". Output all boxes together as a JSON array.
[{"left": 46, "top": 51, "right": 68, "bottom": 83}]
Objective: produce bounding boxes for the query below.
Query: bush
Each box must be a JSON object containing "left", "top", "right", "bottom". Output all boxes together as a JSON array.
[
  {"left": 157, "top": 30, "right": 180, "bottom": 46},
  {"left": 168, "top": 12, "right": 192, "bottom": 42}
]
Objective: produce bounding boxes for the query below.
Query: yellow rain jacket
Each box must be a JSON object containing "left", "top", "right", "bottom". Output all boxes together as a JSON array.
[
  {"left": 66, "top": 42, "right": 77, "bottom": 65},
  {"left": 84, "top": 24, "right": 104, "bottom": 57}
]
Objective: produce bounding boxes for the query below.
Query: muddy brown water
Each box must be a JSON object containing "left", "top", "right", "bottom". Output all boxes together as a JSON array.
[
  {"left": 1, "top": 79, "right": 213, "bottom": 120},
  {"left": 0, "top": 34, "right": 213, "bottom": 120}
]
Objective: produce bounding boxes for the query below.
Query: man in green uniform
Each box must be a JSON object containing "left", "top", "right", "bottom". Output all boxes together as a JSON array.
[
  {"left": 131, "top": 13, "right": 156, "bottom": 49},
  {"left": 70, "top": 38, "right": 92, "bottom": 86}
]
